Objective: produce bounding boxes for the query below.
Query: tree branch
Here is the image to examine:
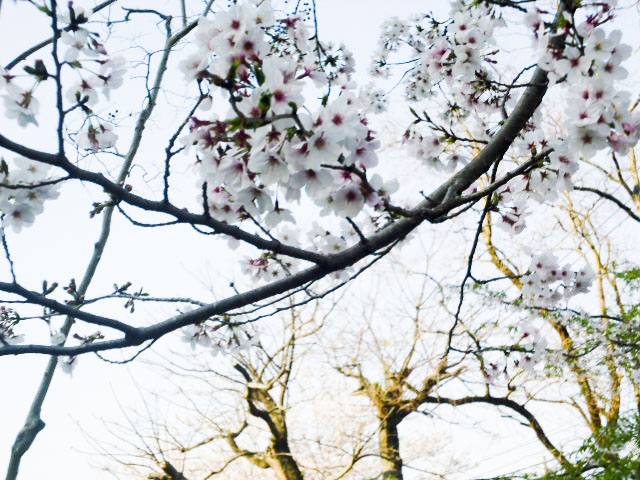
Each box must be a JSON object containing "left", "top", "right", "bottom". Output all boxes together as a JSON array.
[
  {"left": 422, "top": 394, "right": 573, "bottom": 469},
  {"left": 0, "top": 3, "right": 567, "bottom": 359},
  {"left": 573, "top": 185, "right": 640, "bottom": 223}
]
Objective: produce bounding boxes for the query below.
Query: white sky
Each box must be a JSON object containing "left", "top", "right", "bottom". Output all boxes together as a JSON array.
[{"left": 1, "top": 1, "right": 639, "bottom": 479}]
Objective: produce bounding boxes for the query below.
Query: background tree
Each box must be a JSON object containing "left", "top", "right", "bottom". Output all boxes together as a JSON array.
[
  {"left": 99, "top": 193, "right": 640, "bottom": 480},
  {"left": 92, "top": 262, "right": 470, "bottom": 480},
  {"left": 409, "top": 147, "right": 640, "bottom": 478}
]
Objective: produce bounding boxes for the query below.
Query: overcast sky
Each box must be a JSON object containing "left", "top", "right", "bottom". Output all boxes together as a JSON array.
[{"left": 1, "top": 1, "right": 639, "bottom": 479}]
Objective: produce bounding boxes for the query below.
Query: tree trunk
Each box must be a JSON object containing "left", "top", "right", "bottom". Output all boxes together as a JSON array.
[
  {"left": 379, "top": 415, "right": 403, "bottom": 480},
  {"left": 269, "top": 437, "right": 304, "bottom": 480}
]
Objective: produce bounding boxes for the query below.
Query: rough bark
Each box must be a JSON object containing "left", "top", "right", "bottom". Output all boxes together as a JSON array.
[{"left": 379, "top": 415, "right": 403, "bottom": 480}]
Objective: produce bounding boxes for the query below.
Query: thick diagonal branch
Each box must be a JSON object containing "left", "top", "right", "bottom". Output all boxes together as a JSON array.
[
  {"left": 0, "top": 4, "right": 566, "bottom": 358},
  {"left": 422, "top": 394, "right": 572, "bottom": 470}
]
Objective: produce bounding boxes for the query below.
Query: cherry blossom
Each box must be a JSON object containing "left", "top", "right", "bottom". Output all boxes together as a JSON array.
[
  {"left": 97, "top": 56, "right": 126, "bottom": 98},
  {"left": 77, "top": 122, "right": 118, "bottom": 151},
  {"left": 522, "top": 253, "right": 595, "bottom": 308},
  {"left": 3, "top": 88, "right": 39, "bottom": 126},
  {"left": 359, "top": 84, "right": 388, "bottom": 114},
  {"left": 0, "top": 306, "right": 23, "bottom": 345},
  {"left": 333, "top": 183, "right": 365, "bottom": 218},
  {"left": 61, "top": 29, "right": 93, "bottom": 63},
  {"left": 59, "top": 356, "right": 78, "bottom": 374},
  {"left": 264, "top": 204, "right": 295, "bottom": 229},
  {"left": 67, "top": 77, "right": 100, "bottom": 107},
  {"left": 0, "top": 0, "right": 637, "bottom": 379},
  {"left": 0, "top": 157, "right": 61, "bottom": 232}
]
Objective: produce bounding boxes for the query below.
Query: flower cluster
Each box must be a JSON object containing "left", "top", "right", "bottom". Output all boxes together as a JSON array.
[
  {"left": 1, "top": 68, "right": 40, "bottom": 127},
  {"left": 481, "top": 318, "right": 552, "bottom": 384},
  {"left": 476, "top": 313, "right": 552, "bottom": 385},
  {"left": 375, "top": 0, "right": 639, "bottom": 231},
  {"left": 0, "top": 157, "right": 61, "bottom": 233},
  {"left": 240, "top": 250, "right": 298, "bottom": 281},
  {"left": 513, "top": 318, "right": 549, "bottom": 372},
  {"left": 181, "top": 320, "right": 258, "bottom": 357},
  {"left": 478, "top": 2, "right": 636, "bottom": 237},
  {"left": 359, "top": 84, "right": 388, "bottom": 114},
  {"left": 60, "top": 3, "right": 126, "bottom": 110},
  {"left": 407, "top": 131, "right": 470, "bottom": 173},
  {"left": 1, "top": 3, "right": 123, "bottom": 150},
  {"left": 237, "top": 214, "right": 396, "bottom": 281},
  {"left": 59, "top": 4, "right": 123, "bottom": 150},
  {"left": 373, "top": 3, "right": 505, "bottom": 172},
  {"left": 492, "top": 139, "right": 580, "bottom": 235},
  {"left": 522, "top": 252, "right": 595, "bottom": 308},
  {"left": 531, "top": 8, "right": 639, "bottom": 157},
  {"left": 409, "top": 4, "right": 502, "bottom": 102},
  {"left": 179, "top": 0, "right": 395, "bottom": 233}
]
